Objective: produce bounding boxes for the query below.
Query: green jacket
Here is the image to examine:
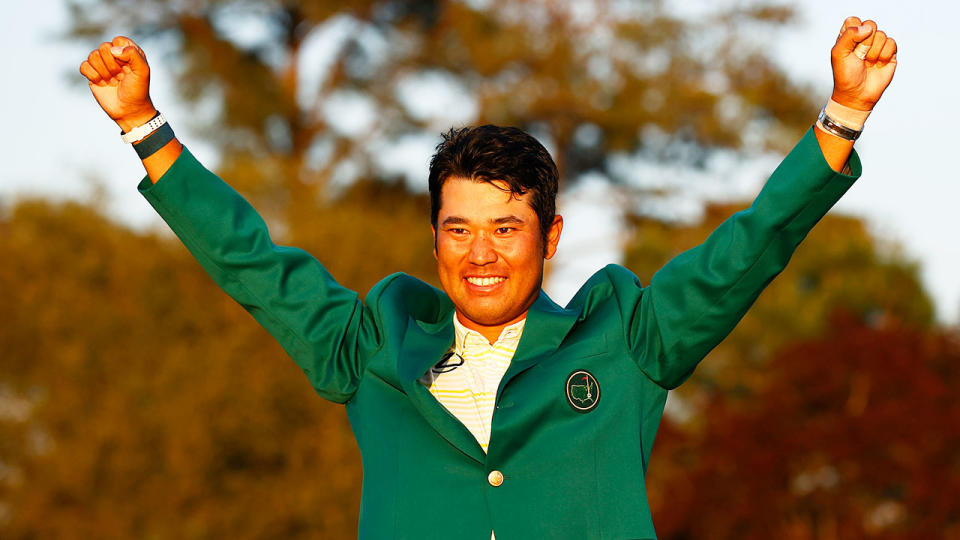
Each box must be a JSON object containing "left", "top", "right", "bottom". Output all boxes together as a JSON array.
[{"left": 139, "top": 129, "right": 860, "bottom": 539}]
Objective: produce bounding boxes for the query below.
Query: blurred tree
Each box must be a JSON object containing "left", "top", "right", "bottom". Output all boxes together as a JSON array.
[
  {"left": 648, "top": 313, "right": 960, "bottom": 538},
  {"left": 65, "top": 0, "right": 818, "bottom": 228},
  {"left": 0, "top": 187, "right": 432, "bottom": 538}
]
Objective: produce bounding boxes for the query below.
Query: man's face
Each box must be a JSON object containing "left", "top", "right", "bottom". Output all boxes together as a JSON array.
[{"left": 434, "top": 177, "right": 562, "bottom": 338}]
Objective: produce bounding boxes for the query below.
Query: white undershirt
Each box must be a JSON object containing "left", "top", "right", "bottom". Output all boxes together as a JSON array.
[{"left": 420, "top": 316, "right": 525, "bottom": 452}]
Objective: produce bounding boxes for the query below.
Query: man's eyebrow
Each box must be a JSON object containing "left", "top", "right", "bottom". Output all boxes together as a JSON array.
[
  {"left": 492, "top": 216, "right": 525, "bottom": 225},
  {"left": 440, "top": 216, "right": 469, "bottom": 226},
  {"left": 440, "top": 215, "right": 526, "bottom": 226}
]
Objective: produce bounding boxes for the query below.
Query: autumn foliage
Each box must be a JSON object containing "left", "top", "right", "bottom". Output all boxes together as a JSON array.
[
  {"left": 0, "top": 180, "right": 436, "bottom": 537},
  {"left": 649, "top": 315, "right": 960, "bottom": 538},
  {"left": 2, "top": 0, "right": 955, "bottom": 537}
]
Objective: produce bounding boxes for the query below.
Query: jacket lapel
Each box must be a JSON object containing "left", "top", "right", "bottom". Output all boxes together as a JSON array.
[
  {"left": 398, "top": 312, "right": 487, "bottom": 464},
  {"left": 395, "top": 289, "right": 580, "bottom": 464},
  {"left": 496, "top": 290, "right": 581, "bottom": 401}
]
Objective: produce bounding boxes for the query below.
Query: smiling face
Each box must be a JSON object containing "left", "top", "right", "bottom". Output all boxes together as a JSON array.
[{"left": 434, "top": 177, "right": 562, "bottom": 343}]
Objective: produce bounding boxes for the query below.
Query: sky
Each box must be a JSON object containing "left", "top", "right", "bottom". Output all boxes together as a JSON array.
[{"left": 2, "top": 1, "right": 957, "bottom": 325}]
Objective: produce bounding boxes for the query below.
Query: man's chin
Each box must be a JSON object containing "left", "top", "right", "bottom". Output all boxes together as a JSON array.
[
  {"left": 456, "top": 307, "right": 510, "bottom": 326},
  {"left": 455, "top": 303, "right": 530, "bottom": 329}
]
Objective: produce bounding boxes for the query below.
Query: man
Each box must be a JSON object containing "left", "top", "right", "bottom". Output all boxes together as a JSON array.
[{"left": 81, "top": 16, "right": 896, "bottom": 539}]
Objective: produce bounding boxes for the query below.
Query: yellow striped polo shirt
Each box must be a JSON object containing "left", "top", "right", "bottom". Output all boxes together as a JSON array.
[{"left": 419, "top": 315, "right": 525, "bottom": 453}]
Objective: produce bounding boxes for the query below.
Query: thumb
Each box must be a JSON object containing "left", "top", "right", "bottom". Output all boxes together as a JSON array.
[
  {"left": 838, "top": 22, "right": 875, "bottom": 57},
  {"left": 110, "top": 45, "right": 149, "bottom": 74}
]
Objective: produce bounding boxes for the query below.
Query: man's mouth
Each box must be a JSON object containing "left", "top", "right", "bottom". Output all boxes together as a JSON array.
[{"left": 465, "top": 276, "right": 506, "bottom": 287}]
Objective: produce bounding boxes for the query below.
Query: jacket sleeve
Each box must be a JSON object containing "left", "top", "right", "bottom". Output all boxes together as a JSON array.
[
  {"left": 138, "top": 148, "right": 381, "bottom": 403},
  {"left": 613, "top": 128, "right": 861, "bottom": 389}
]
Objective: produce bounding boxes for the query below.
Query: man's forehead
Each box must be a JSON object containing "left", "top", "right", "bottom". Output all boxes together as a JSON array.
[{"left": 439, "top": 177, "right": 534, "bottom": 212}]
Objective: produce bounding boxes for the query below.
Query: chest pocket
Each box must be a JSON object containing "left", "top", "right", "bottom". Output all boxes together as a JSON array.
[{"left": 554, "top": 334, "right": 609, "bottom": 361}]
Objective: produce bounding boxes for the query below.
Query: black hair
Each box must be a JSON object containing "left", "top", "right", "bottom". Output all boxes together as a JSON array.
[{"left": 428, "top": 125, "right": 559, "bottom": 245}]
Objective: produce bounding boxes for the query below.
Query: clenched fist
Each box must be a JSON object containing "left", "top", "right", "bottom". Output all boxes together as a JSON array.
[
  {"left": 79, "top": 36, "right": 157, "bottom": 133},
  {"left": 831, "top": 17, "right": 898, "bottom": 111}
]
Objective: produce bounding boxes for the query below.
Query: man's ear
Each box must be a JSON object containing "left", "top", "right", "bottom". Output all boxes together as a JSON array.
[
  {"left": 432, "top": 225, "right": 438, "bottom": 260},
  {"left": 544, "top": 215, "right": 563, "bottom": 260}
]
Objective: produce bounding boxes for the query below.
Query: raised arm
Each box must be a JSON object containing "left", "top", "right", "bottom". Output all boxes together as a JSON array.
[
  {"left": 79, "top": 36, "right": 182, "bottom": 182},
  {"left": 619, "top": 17, "right": 897, "bottom": 389},
  {"left": 80, "top": 37, "right": 380, "bottom": 402},
  {"left": 816, "top": 17, "right": 898, "bottom": 171}
]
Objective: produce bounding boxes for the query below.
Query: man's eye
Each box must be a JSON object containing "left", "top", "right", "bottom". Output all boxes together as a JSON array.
[
  {"left": 496, "top": 227, "right": 515, "bottom": 234},
  {"left": 448, "top": 228, "right": 468, "bottom": 235}
]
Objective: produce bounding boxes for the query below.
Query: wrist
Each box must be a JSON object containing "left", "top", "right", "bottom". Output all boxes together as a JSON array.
[
  {"left": 116, "top": 104, "right": 158, "bottom": 133},
  {"left": 824, "top": 98, "right": 871, "bottom": 130},
  {"left": 830, "top": 91, "right": 874, "bottom": 113}
]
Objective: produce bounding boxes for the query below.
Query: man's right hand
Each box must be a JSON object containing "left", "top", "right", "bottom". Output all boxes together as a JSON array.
[{"left": 80, "top": 36, "right": 157, "bottom": 134}]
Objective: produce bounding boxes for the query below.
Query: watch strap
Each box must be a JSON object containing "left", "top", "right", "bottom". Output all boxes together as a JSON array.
[{"left": 133, "top": 122, "right": 175, "bottom": 159}]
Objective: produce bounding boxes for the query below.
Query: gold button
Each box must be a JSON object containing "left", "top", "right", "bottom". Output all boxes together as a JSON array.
[{"left": 488, "top": 470, "right": 504, "bottom": 487}]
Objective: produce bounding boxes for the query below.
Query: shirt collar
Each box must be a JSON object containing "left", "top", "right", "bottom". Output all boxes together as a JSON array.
[{"left": 453, "top": 314, "right": 526, "bottom": 350}]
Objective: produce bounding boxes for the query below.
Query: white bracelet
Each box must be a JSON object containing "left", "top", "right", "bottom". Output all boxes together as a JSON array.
[{"left": 120, "top": 112, "right": 167, "bottom": 144}]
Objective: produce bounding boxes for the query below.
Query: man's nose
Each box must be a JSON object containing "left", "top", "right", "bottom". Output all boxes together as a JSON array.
[{"left": 468, "top": 234, "right": 497, "bottom": 265}]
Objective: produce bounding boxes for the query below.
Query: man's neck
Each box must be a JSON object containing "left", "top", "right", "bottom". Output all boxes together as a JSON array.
[{"left": 455, "top": 312, "right": 528, "bottom": 344}]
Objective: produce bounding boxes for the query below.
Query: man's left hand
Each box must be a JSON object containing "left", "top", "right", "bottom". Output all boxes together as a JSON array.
[{"left": 831, "top": 17, "right": 898, "bottom": 111}]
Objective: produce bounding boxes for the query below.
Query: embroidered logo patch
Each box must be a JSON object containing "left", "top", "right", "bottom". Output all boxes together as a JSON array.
[{"left": 565, "top": 370, "right": 600, "bottom": 413}]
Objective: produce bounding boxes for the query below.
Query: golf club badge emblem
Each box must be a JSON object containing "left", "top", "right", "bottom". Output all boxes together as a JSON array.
[{"left": 565, "top": 370, "right": 600, "bottom": 413}]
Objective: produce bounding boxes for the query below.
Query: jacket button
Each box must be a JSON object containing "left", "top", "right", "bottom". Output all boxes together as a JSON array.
[{"left": 488, "top": 470, "right": 504, "bottom": 487}]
